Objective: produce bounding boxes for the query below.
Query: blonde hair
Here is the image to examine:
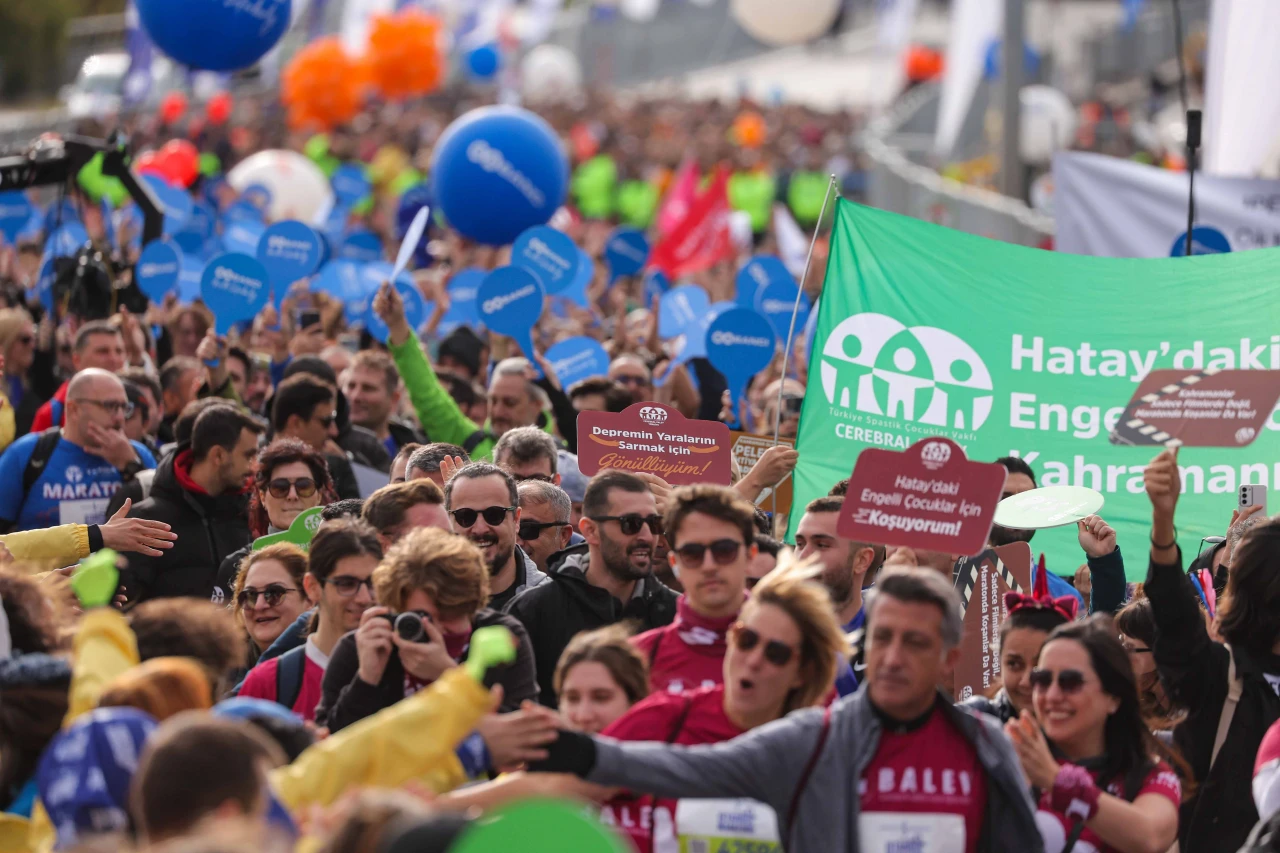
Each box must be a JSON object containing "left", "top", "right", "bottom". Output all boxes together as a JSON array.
[
  {"left": 373, "top": 527, "right": 489, "bottom": 619},
  {"left": 0, "top": 307, "right": 32, "bottom": 353},
  {"left": 98, "top": 657, "right": 214, "bottom": 721},
  {"left": 741, "top": 556, "right": 851, "bottom": 714}
]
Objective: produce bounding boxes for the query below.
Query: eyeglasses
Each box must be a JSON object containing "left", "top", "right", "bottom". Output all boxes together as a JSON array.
[
  {"left": 511, "top": 472, "right": 555, "bottom": 483},
  {"left": 75, "top": 398, "right": 134, "bottom": 417},
  {"left": 518, "top": 520, "right": 571, "bottom": 541},
  {"left": 673, "top": 539, "right": 743, "bottom": 569},
  {"left": 237, "top": 584, "right": 298, "bottom": 609},
  {"left": 267, "top": 477, "right": 317, "bottom": 499},
  {"left": 1028, "top": 668, "right": 1087, "bottom": 694},
  {"left": 1118, "top": 635, "right": 1152, "bottom": 655},
  {"left": 450, "top": 505, "right": 516, "bottom": 528},
  {"left": 316, "top": 412, "right": 337, "bottom": 428},
  {"left": 733, "top": 625, "right": 795, "bottom": 667},
  {"left": 589, "top": 514, "right": 663, "bottom": 537},
  {"left": 613, "top": 374, "right": 650, "bottom": 387},
  {"left": 324, "top": 575, "right": 374, "bottom": 598}
]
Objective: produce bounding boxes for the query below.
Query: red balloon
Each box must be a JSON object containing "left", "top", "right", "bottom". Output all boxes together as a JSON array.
[
  {"left": 159, "top": 91, "right": 188, "bottom": 125},
  {"left": 206, "top": 92, "right": 233, "bottom": 126},
  {"left": 158, "top": 139, "right": 199, "bottom": 187},
  {"left": 134, "top": 150, "right": 166, "bottom": 178}
]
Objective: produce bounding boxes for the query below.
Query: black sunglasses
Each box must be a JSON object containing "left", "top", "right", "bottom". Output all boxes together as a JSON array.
[
  {"left": 733, "top": 625, "right": 794, "bottom": 667},
  {"left": 518, "top": 520, "right": 571, "bottom": 541},
  {"left": 1028, "top": 668, "right": 1087, "bottom": 694},
  {"left": 511, "top": 472, "right": 555, "bottom": 483},
  {"left": 674, "top": 539, "right": 743, "bottom": 568},
  {"left": 317, "top": 412, "right": 337, "bottom": 428},
  {"left": 267, "top": 477, "right": 317, "bottom": 499},
  {"left": 237, "top": 584, "right": 297, "bottom": 609},
  {"left": 325, "top": 575, "right": 374, "bottom": 597},
  {"left": 589, "top": 514, "right": 663, "bottom": 537},
  {"left": 451, "top": 505, "right": 516, "bottom": 528}
]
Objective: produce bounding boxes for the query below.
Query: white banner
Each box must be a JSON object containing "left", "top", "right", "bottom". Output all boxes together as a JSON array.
[
  {"left": 1053, "top": 151, "right": 1280, "bottom": 258},
  {"left": 934, "top": 0, "right": 999, "bottom": 158},
  {"left": 1204, "top": 0, "right": 1280, "bottom": 177}
]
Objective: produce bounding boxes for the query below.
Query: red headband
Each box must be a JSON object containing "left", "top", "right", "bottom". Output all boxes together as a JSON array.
[{"left": 1003, "top": 553, "right": 1079, "bottom": 623}]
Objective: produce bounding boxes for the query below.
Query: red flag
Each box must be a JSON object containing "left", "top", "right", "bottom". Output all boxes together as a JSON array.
[
  {"left": 649, "top": 168, "right": 733, "bottom": 279},
  {"left": 655, "top": 158, "right": 700, "bottom": 238}
]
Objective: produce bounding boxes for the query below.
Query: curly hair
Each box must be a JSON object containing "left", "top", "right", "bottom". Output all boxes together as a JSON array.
[
  {"left": 373, "top": 527, "right": 489, "bottom": 620},
  {"left": 247, "top": 438, "right": 337, "bottom": 538}
]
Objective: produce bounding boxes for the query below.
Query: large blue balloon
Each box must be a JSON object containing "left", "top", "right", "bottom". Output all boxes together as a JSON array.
[
  {"left": 430, "top": 106, "right": 569, "bottom": 246},
  {"left": 136, "top": 0, "right": 292, "bottom": 72}
]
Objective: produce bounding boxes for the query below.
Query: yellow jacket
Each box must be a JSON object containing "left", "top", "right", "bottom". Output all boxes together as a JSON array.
[{"left": 1, "top": 525, "right": 92, "bottom": 573}]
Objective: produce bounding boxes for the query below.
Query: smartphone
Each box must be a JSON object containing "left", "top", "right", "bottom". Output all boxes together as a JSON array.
[
  {"left": 297, "top": 310, "right": 322, "bottom": 330},
  {"left": 1240, "top": 484, "right": 1268, "bottom": 515}
]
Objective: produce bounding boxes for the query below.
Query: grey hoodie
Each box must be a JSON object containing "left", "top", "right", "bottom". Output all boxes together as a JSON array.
[{"left": 586, "top": 689, "right": 1043, "bottom": 853}]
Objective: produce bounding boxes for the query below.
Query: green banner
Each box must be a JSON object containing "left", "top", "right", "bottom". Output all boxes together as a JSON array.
[{"left": 789, "top": 198, "right": 1280, "bottom": 579}]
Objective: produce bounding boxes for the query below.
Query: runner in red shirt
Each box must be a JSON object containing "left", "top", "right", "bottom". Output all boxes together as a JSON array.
[
  {"left": 238, "top": 518, "right": 382, "bottom": 720},
  {"left": 1005, "top": 617, "right": 1184, "bottom": 853},
  {"left": 632, "top": 486, "right": 757, "bottom": 696}
]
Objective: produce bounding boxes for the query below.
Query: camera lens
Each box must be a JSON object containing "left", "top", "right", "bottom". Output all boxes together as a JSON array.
[{"left": 393, "top": 612, "right": 427, "bottom": 643}]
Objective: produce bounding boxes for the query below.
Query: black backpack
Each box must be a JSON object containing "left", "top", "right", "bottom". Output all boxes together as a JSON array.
[{"left": 0, "top": 428, "right": 65, "bottom": 534}]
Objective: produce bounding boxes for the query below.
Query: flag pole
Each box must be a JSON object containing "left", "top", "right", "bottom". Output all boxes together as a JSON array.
[{"left": 772, "top": 174, "right": 837, "bottom": 445}]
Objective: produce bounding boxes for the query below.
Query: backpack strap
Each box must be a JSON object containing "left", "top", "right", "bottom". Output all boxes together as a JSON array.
[
  {"left": 0, "top": 427, "right": 66, "bottom": 530},
  {"left": 462, "top": 430, "right": 489, "bottom": 456},
  {"left": 1211, "top": 642, "right": 1244, "bottom": 771},
  {"left": 787, "top": 705, "right": 832, "bottom": 841},
  {"left": 274, "top": 646, "right": 308, "bottom": 712},
  {"left": 665, "top": 695, "right": 695, "bottom": 743}
]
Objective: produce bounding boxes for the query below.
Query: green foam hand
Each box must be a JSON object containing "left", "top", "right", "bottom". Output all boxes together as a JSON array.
[
  {"left": 71, "top": 550, "right": 119, "bottom": 609},
  {"left": 464, "top": 626, "right": 516, "bottom": 682}
]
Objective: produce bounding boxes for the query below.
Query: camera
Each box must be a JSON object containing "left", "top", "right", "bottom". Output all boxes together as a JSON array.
[
  {"left": 54, "top": 243, "right": 148, "bottom": 321},
  {"left": 379, "top": 610, "right": 432, "bottom": 643}
]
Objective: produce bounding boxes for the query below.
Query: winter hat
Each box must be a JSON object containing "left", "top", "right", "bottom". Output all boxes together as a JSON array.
[{"left": 37, "top": 706, "right": 157, "bottom": 850}]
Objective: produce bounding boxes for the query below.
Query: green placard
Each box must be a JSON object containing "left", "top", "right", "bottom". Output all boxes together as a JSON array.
[{"left": 251, "top": 507, "right": 325, "bottom": 551}]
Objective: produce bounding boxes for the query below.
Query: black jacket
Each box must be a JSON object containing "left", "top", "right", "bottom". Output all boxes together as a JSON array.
[
  {"left": 507, "top": 544, "right": 678, "bottom": 707},
  {"left": 338, "top": 423, "right": 391, "bottom": 473},
  {"left": 327, "top": 452, "right": 362, "bottom": 501},
  {"left": 314, "top": 608, "right": 538, "bottom": 733},
  {"left": 1148, "top": 548, "right": 1280, "bottom": 853},
  {"left": 387, "top": 419, "right": 428, "bottom": 455},
  {"left": 122, "top": 450, "right": 252, "bottom": 603}
]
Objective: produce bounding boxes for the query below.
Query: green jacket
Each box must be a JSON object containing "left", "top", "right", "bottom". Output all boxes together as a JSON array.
[{"left": 389, "top": 334, "right": 496, "bottom": 461}]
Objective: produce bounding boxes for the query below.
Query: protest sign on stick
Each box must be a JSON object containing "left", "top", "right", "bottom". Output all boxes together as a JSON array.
[
  {"left": 951, "top": 542, "right": 1033, "bottom": 702},
  {"left": 578, "top": 402, "right": 732, "bottom": 485},
  {"left": 1109, "top": 368, "right": 1280, "bottom": 448}
]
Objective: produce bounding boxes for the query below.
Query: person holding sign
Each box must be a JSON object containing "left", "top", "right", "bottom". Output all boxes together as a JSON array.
[{"left": 530, "top": 569, "right": 1041, "bottom": 853}]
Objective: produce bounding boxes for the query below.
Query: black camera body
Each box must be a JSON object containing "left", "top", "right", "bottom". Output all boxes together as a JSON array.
[
  {"left": 53, "top": 243, "right": 148, "bottom": 321},
  {"left": 378, "top": 610, "right": 432, "bottom": 643}
]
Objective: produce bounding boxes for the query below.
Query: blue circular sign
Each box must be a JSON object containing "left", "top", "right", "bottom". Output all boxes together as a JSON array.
[
  {"left": 1170, "top": 226, "right": 1232, "bottom": 257},
  {"left": 258, "top": 220, "right": 324, "bottom": 300},
  {"left": 511, "top": 226, "right": 580, "bottom": 294},
  {"left": 658, "top": 284, "right": 710, "bottom": 340},
  {"left": 0, "top": 192, "right": 34, "bottom": 244},
  {"left": 756, "top": 276, "right": 810, "bottom": 342},
  {"left": 340, "top": 229, "right": 384, "bottom": 263},
  {"left": 643, "top": 268, "right": 669, "bottom": 309},
  {"left": 362, "top": 269, "right": 428, "bottom": 343},
  {"left": 438, "top": 267, "right": 484, "bottom": 335},
  {"left": 736, "top": 255, "right": 790, "bottom": 310},
  {"left": 173, "top": 201, "right": 217, "bottom": 257},
  {"left": 178, "top": 254, "right": 204, "bottom": 303},
  {"left": 141, "top": 174, "right": 193, "bottom": 235},
  {"left": 136, "top": 0, "right": 291, "bottom": 72},
  {"left": 200, "top": 252, "right": 270, "bottom": 334},
  {"left": 477, "top": 266, "right": 545, "bottom": 359},
  {"left": 136, "top": 238, "right": 184, "bottom": 303},
  {"left": 545, "top": 336, "right": 611, "bottom": 390},
  {"left": 604, "top": 227, "right": 650, "bottom": 282},
  {"left": 221, "top": 217, "right": 265, "bottom": 256},
  {"left": 224, "top": 199, "right": 264, "bottom": 225},
  {"left": 705, "top": 308, "right": 778, "bottom": 413},
  {"left": 313, "top": 259, "right": 372, "bottom": 323},
  {"left": 330, "top": 164, "right": 372, "bottom": 208}
]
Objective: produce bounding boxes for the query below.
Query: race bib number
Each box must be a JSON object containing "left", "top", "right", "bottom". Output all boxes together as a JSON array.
[
  {"left": 859, "top": 812, "right": 965, "bottom": 853},
  {"left": 59, "top": 498, "right": 109, "bottom": 526},
  {"left": 676, "top": 799, "right": 780, "bottom": 853}
]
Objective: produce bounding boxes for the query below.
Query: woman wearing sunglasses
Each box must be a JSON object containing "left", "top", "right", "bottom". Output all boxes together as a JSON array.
[
  {"left": 1115, "top": 598, "right": 1181, "bottom": 736},
  {"left": 1004, "top": 616, "right": 1185, "bottom": 853},
  {"left": 230, "top": 543, "right": 312, "bottom": 671},
  {"left": 594, "top": 560, "right": 847, "bottom": 853},
  {"left": 212, "top": 439, "right": 337, "bottom": 606}
]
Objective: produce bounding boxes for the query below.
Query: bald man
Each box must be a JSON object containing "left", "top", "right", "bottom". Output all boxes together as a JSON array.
[{"left": 0, "top": 369, "right": 156, "bottom": 531}]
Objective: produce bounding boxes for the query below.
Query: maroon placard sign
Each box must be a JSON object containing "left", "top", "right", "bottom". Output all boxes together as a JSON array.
[
  {"left": 1109, "top": 368, "right": 1280, "bottom": 448},
  {"left": 952, "top": 542, "right": 1033, "bottom": 703},
  {"left": 836, "top": 437, "right": 1007, "bottom": 557},
  {"left": 577, "top": 402, "right": 732, "bottom": 485}
]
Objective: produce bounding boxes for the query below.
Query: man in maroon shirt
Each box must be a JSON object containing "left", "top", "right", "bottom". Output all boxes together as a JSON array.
[{"left": 633, "top": 485, "right": 758, "bottom": 696}]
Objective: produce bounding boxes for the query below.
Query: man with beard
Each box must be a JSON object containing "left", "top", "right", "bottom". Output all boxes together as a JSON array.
[
  {"left": 443, "top": 462, "right": 545, "bottom": 612},
  {"left": 508, "top": 470, "right": 678, "bottom": 707}
]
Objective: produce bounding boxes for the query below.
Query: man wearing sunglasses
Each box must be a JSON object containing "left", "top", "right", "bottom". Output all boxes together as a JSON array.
[
  {"left": 516, "top": 480, "right": 575, "bottom": 574},
  {"left": 0, "top": 369, "right": 156, "bottom": 533},
  {"left": 632, "top": 485, "right": 758, "bottom": 696},
  {"left": 443, "top": 463, "right": 545, "bottom": 613},
  {"left": 508, "top": 470, "right": 679, "bottom": 707},
  {"left": 272, "top": 374, "right": 361, "bottom": 501}
]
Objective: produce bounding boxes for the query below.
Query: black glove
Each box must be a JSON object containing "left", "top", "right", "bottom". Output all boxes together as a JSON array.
[{"left": 526, "top": 728, "right": 598, "bottom": 777}]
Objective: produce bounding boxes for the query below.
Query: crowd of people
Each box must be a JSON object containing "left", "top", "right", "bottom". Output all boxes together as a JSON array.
[{"left": 0, "top": 76, "right": 1274, "bottom": 853}]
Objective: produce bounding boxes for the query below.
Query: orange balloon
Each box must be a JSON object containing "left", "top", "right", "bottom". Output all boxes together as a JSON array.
[
  {"left": 366, "top": 10, "right": 444, "bottom": 101},
  {"left": 281, "top": 38, "right": 367, "bottom": 131},
  {"left": 733, "top": 112, "right": 766, "bottom": 149},
  {"left": 904, "top": 45, "right": 944, "bottom": 82}
]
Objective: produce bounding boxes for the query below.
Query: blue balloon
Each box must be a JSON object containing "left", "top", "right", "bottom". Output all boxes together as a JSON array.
[
  {"left": 136, "top": 0, "right": 291, "bottom": 72},
  {"left": 756, "top": 276, "right": 811, "bottom": 343},
  {"left": 477, "top": 266, "right": 544, "bottom": 361},
  {"left": 604, "top": 227, "right": 650, "bottom": 282},
  {"left": 331, "top": 164, "right": 372, "bottom": 208},
  {"left": 136, "top": 238, "right": 184, "bottom": 303},
  {"left": 430, "top": 106, "right": 569, "bottom": 246},
  {"left": 735, "top": 255, "right": 790, "bottom": 310},
  {"left": 705, "top": 308, "right": 778, "bottom": 418},
  {"left": 466, "top": 42, "right": 501, "bottom": 81},
  {"left": 258, "top": 220, "right": 324, "bottom": 302},
  {"left": 363, "top": 269, "right": 428, "bottom": 343},
  {"left": 200, "top": 252, "right": 270, "bottom": 334},
  {"left": 438, "top": 267, "right": 484, "bottom": 335},
  {"left": 340, "top": 229, "right": 384, "bottom": 263},
  {"left": 141, "top": 175, "right": 193, "bottom": 235},
  {"left": 45, "top": 223, "right": 89, "bottom": 259},
  {"left": 658, "top": 284, "right": 710, "bottom": 340},
  {"left": 546, "top": 336, "right": 610, "bottom": 390},
  {"left": 643, "top": 269, "right": 669, "bottom": 309},
  {"left": 0, "top": 192, "right": 34, "bottom": 244},
  {"left": 511, "top": 226, "right": 580, "bottom": 295},
  {"left": 172, "top": 201, "right": 217, "bottom": 257},
  {"left": 178, "top": 254, "right": 204, "bottom": 303},
  {"left": 222, "top": 218, "right": 265, "bottom": 256}
]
